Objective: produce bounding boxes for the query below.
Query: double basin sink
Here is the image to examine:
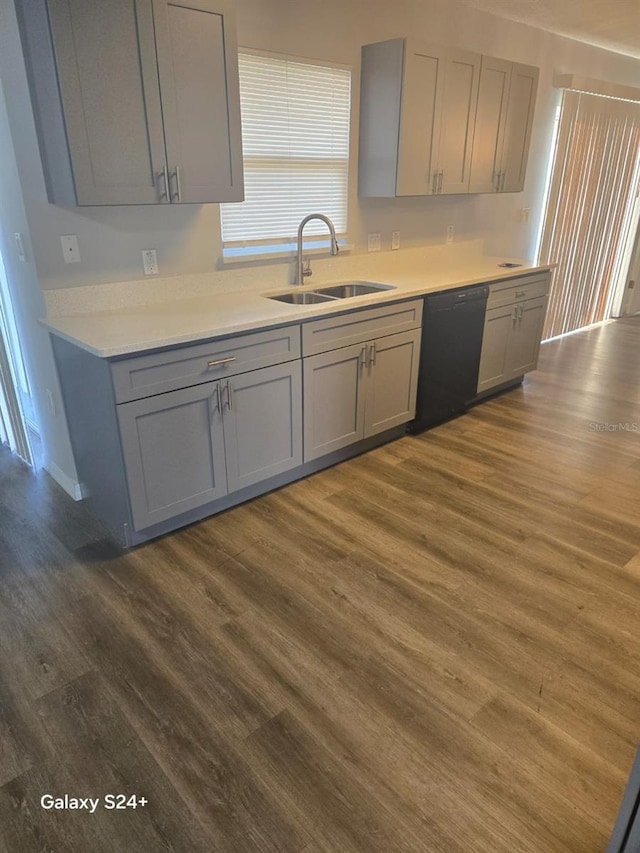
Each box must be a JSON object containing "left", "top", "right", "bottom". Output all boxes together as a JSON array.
[{"left": 267, "top": 281, "right": 396, "bottom": 305}]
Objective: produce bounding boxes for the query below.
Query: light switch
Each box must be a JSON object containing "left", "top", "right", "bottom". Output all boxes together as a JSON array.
[
  {"left": 367, "top": 233, "right": 381, "bottom": 252},
  {"left": 60, "top": 235, "right": 80, "bottom": 264},
  {"left": 14, "top": 233, "right": 26, "bottom": 262}
]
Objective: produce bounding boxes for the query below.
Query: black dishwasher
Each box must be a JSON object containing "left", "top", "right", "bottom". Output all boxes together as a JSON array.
[{"left": 408, "top": 284, "right": 489, "bottom": 434}]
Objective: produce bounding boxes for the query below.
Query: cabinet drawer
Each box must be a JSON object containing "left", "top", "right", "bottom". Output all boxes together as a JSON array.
[
  {"left": 111, "top": 325, "right": 301, "bottom": 403},
  {"left": 302, "top": 299, "right": 423, "bottom": 356},
  {"left": 487, "top": 273, "right": 551, "bottom": 309}
]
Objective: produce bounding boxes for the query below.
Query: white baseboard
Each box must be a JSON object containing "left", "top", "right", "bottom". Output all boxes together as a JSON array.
[{"left": 45, "top": 460, "right": 84, "bottom": 501}]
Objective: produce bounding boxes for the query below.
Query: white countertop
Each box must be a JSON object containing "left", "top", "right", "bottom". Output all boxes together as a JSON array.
[{"left": 42, "top": 253, "right": 552, "bottom": 358}]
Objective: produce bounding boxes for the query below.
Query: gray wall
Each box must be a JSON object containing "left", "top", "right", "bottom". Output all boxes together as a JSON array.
[{"left": 0, "top": 55, "right": 78, "bottom": 490}]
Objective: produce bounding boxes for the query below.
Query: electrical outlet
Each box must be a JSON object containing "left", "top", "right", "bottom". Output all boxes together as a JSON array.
[
  {"left": 367, "top": 233, "right": 381, "bottom": 252},
  {"left": 142, "top": 249, "right": 159, "bottom": 275},
  {"left": 519, "top": 207, "right": 531, "bottom": 224},
  {"left": 60, "top": 235, "right": 80, "bottom": 263},
  {"left": 446, "top": 225, "right": 454, "bottom": 244},
  {"left": 391, "top": 230, "right": 400, "bottom": 250}
]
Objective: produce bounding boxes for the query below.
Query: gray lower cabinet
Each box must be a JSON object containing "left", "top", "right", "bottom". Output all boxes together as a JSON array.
[
  {"left": 117, "top": 361, "right": 302, "bottom": 530},
  {"left": 365, "top": 331, "right": 421, "bottom": 435},
  {"left": 302, "top": 343, "right": 366, "bottom": 460},
  {"left": 477, "top": 304, "right": 514, "bottom": 392},
  {"left": 303, "top": 329, "right": 421, "bottom": 462},
  {"left": 477, "top": 273, "right": 550, "bottom": 394}
]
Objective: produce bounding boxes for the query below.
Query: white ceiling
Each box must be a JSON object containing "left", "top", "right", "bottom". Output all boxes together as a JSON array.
[{"left": 459, "top": 0, "right": 640, "bottom": 58}]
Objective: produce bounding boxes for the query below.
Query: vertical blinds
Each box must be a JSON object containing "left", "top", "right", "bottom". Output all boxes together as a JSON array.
[
  {"left": 539, "top": 90, "right": 640, "bottom": 339},
  {"left": 220, "top": 52, "right": 351, "bottom": 249}
]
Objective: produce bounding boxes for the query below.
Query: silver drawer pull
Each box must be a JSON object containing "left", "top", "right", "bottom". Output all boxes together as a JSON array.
[
  {"left": 515, "top": 291, "right": 526, "bottom": 298},
  {"left": 207, "top": 356, "right": 236, "bottom": 368}
]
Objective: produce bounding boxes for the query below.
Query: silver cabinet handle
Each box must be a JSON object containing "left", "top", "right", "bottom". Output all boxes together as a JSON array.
[
  {"left": 170, "top": 165, "right": 181, "bottom": 202},
  {"left": 369, "top": 341, "right": 376, "bottom": 365},
  {"left": 494, "top": 171, "right": 500, "bottom": 192},
  {"left": 433, "top": 171, "right": 439, "bottom": 194},
  {"left": 515, "top": 291, "right": 526, "bottom": 298},
  {"left": 518, "top": 304, "right": 524, "bottom": 320},
  {"left": 501, "top": 170, "right": 507, "bottom": 192},
  {"left": 438, "top": 170, "right": 444, "bottom": 194},
  {"left": 512, "top": 307, "right": 518, "bottom": 323},
  {"left": 360, "top": 345, "right": 367, "bottom": 369},
  {"left": 157, "top": 167, "right": 168, "bottom": 201},
  {"left": 207, "top": 356, "right": 236, "bottom": 368},
  {"left": 223, "top": 380, "right": 232, "bottom": 410},
  {"left": 211, "top": 384, "right": 221, "bottom": 414}
]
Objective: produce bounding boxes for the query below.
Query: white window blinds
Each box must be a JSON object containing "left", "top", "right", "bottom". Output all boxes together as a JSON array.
[
  {"left": 539, "top": 90, "right": 640, "bottom": 339},
  {"left": 220, "top": 52, "right": 351, "bottom": 256}
]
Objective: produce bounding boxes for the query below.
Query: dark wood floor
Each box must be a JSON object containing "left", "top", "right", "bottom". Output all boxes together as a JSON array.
[{"left": 3, "top": 318, "right": 640, "bottom": 852}]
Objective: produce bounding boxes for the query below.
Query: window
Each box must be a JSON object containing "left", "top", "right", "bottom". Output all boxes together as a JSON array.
[{"left": 220, "top": 51, "right": 351, "bottom": 260}]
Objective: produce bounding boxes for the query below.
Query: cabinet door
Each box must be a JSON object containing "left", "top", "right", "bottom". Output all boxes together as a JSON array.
[
  {"left": 365, "top": 330, "right": 421, "bottom": 437},
  {"left": 152, "top": 0, "right": 244, "bottom": 203},
  {"left": 303, "top": 344, "right": 366, "bottom": 462},
  {"left": 477, "top": 304, "right": 515, "bottom": 393},
  {"left": 223, "top": 362, "right": 303, "bottom": 493},
  {"left": 507, "top": 297, "right": 547, "bottom": 378},
  {"left": 438, "top": 49, "right": 481, "bottom": 194},
  {"left": 46, "top": 0, "right": 167, "bottom": 205},
  {"left": 396, "top": 42, "right": 444, "bottom": 196},
  {"left": 117, "top": 382, "right": 227, "bottom": 530},
  {"left": 468, "top": 56, "right": 511, "bottom": 194},
  {"left": 501, "top": 63, "right": 539, "bottom": 193}
]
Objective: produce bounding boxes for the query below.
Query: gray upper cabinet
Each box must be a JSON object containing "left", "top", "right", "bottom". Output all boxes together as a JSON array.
[
  {"left": 469, "top": 57, "right": 538, "bottom": 194},
  {"left": 500, "top": 63, "right": 539, "bottom": 193},
  {"left": 437, "top": 50, "right": 481, "bottom": 195},
  {"left": 18, "top": 0, "right": 243, "bottom": 205},
  {"left": 358, "top": 38, "right": 480, "bottom": 197},
  {"left": 152, "top": 0, "right": 243, "bottom": 203},
  {"left": 359, "top": 37, "right": 538, "bottom": 198}
]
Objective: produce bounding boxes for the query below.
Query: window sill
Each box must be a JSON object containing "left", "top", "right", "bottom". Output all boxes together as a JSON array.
[{"left": 220, "top": 240, "right": 352, "bottom": 267}]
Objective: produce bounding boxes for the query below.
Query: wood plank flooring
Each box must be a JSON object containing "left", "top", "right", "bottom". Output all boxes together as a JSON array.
[{"left": 3, "top": 317, "right": 640, "bottom": 852}]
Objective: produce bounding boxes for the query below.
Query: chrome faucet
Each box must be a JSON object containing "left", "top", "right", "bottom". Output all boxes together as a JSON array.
[{"left": 296, "top": 213, "right": 340, "bottom": 285}]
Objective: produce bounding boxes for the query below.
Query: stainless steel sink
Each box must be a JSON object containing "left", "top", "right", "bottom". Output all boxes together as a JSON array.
[
  {"left": 315, "top": 281, "right": 395, "bottom": 298},
  {"left": 268, "top": 291, "right": 336, "bottom": 305},
  {"left": 266, "top": 280, "right": 395, "bottom": 305}
]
